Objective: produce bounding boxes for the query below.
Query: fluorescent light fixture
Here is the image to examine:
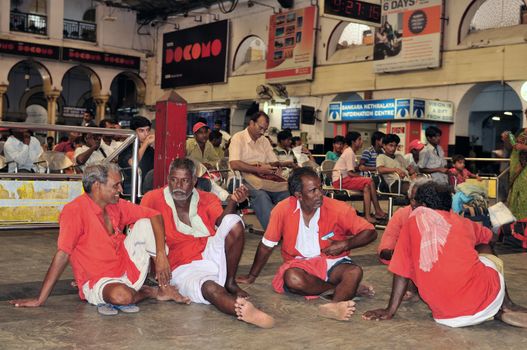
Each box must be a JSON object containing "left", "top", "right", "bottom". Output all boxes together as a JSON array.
[
  {"left": 504, "top": 111, "right": 513, "bottom": 116},
  {"left": 492, "top": 116, "right": 501, "bottom": 121}
]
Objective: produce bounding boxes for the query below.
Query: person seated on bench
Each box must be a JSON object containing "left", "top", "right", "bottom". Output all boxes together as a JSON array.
[
  {"left": 333, "top": 131, "right": 386, "bottom": 224},
  {"left": 376, "top": 134, "right": 416, "bottom": 195}
]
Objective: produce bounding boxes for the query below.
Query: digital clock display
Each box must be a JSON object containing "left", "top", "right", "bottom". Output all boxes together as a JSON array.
[{"left": 323, "top": 0, "right": 382, "bottom": 26}]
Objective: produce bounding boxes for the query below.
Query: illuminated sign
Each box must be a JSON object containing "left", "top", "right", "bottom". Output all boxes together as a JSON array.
[
  {"left": 62, "top": 48, "right": 140, "bottom": 70},
  {"left": 0, "top": 38, "right": 60, "bottom": 60},
  {"left": 320, "top": 0, "right": 382, "bottom": 27}
]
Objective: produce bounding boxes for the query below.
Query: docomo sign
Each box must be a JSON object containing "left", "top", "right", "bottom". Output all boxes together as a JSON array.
[{"left": 165, "top": 39, "right": 222, "bottom": 64}]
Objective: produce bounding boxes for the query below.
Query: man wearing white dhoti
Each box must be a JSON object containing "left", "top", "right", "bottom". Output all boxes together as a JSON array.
[{"left": 141, "top": 158, "right": 275, "bottom": 328}]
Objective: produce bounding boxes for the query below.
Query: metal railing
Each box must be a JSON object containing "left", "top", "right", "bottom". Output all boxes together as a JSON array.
[
  {"left": 0, "top": 122, "right": 140, "bottom": 222},
  {"left": 10, "top": 11, "right": 47, "bottom": 35},
  {"left": 63, "top": 18, "right": 96, "bottom": 42}
]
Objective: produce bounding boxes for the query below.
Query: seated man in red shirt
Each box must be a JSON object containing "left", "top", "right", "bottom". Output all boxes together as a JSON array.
[
  {"left": 10, "top": 163, "right": 189, "bottom": 315},
  {"left": 141, "top": 158, "right": 275, "bottom": 328},
  {"left": 237, "top": 167, "right": 377, "bottom": 321},
  {"left": 363, "top": 182, "right": 527, "bottom": 328}
]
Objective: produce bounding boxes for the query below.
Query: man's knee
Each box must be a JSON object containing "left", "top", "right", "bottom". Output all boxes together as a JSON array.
[
  {"left": 104, "top": 284, "right": 135, "bottom": 305},
  {"left": 250, "top": 189, "right": 271, "bottom": 203},
  {"left": 342, "top": 264, "right": 363, "bottom": 281},
  {"left": 283, "top": 268, "right": 308, "bottom": 292},
  {"left": 227, "top": 220, "right": 245, "bottom": 240},
  {"left": 201, "top": 280, "right": 220, "bottom": 299}
]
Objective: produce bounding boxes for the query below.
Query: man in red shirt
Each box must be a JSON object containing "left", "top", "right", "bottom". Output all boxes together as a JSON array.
[
  {"left": 363, "top": 182, "right": 527, "bottom": 328},
  {"left": 10, "top": 163, "right": 189, "bottom": 315},
  {"left": 141, "top": 158, "right": 275, "bottom": 328},
  {"left": 237, "top": 168, "right": 377, "bottom": 321}
]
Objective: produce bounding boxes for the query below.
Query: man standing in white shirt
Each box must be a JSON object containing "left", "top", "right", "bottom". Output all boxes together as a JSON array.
[
  {"left": 74, "top": 133, "right": 106, "bottom": 171},
  {"left": 4, "top": 129, "right": 42, "bottom": 173}
]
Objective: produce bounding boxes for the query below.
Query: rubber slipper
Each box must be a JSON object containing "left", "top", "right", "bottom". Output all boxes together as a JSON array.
[
  {"left": 112, "top": 304, "right": 140, "bottom": 313},
  {"left": 97, "top": 304, "right": 118, "bottom": 316}
]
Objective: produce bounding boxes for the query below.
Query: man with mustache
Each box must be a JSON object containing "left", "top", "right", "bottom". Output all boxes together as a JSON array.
[
  {"left": 10, "top": 164, "right": 189, "bottom": 315},
  {"left": 237, "top": 167, "right": 377, "bottom": 321},
  {"left": 141, "top": 158, "right": 275, "bottom": 328}
]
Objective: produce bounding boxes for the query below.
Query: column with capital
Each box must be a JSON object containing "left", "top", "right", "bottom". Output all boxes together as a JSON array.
[
  {"left": 46, "top": 89, "right": 61, "bottom": 137},
  {"left": 94, "top": 94, "right": 110, "bottom": 124},
  {"left": 0, "top": 85, "right": 7, "bottom": 120}
]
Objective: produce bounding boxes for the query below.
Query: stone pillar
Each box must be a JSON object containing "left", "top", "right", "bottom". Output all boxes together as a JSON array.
[
  {"left": 94, "top": 94, "right": 110, "bottom": 123},
  {"left": 46, "top": 89, "right": 61, "bottom": 136},
  {"left": 0, "top": 0, "right": 10, "bottom": 34},
  {"left": 0, "top": 84, "right": 7, "bottom": 120},
  {"left": 47, "top": 0, "right": 65, "bottom": 39}
]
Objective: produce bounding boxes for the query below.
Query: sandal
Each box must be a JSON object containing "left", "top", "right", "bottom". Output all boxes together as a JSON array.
[
  {"left": 112, "top": 304, "right": 140, "bottom": 313},
  {"left": 97, "top": 304, "right": 118, "bottom": 316}
]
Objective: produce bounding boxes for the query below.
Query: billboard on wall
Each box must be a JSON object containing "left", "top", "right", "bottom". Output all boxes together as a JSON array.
[
  {"left": 266, "top": 6, "right": 317, "bottom": 83},
  {"left": 328, "top": 98, "right": 453, "bottom": 122},
  {"left": 373, "top": 0, "right": 442, "bottom": 73},
  {"left": 162, "top": 20, "right": 229, "bottom": 88}
]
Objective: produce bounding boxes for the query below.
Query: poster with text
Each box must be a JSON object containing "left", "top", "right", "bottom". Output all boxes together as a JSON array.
[
  {"left": 373, "top": 0, "right": 442, "bottom": 73},
  {"left": 266, "top": 6, "right": 317, "bottom": 83}
]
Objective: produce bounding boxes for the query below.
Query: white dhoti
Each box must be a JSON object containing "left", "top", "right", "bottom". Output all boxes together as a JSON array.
[
  {"left": 170, "top": 214, "right": 243, "bottom": 304},
  {"left": 82, "top": 219, "right": 159, "bottom": 305}
]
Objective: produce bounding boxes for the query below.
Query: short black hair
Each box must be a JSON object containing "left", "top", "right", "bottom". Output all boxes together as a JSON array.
[
  {"left": 371, "top": 131, "right": 386, "bottom": 145},
  {"left": 249, "top": 111, "right": 270, "bottom": 123},
  {"left": 209, "top": 130, "right": 222, "bottom": 141},
  {"left": 425, "top": 126, "right": 442, "bottom": 138},
  {"left": 414, "top": 182, "right": 452, "bottom": 211},
  {"left": 345, "top": 131, "right": 361, "bottom": 146},
  {"left": 333, "top": 135, "right": 345, "bottom": 144},
  {"left": 277, "top": 130, "right": 293, "bottom": 143},
  {"left": 291, "top": 136, "right": 301, "bottom": 144},
  {"left": 382, "top": 134, "right": 400, "bottom": 145},
  {"left": 130, "top": 116, "right": 151, "bottom": 130},
  {"left": 452, "top": 154, "right": 465, "bottom": 163},
  {"left": 214, "top": 120, "right": 222, "bottom": 126},
  {"left": 99, "top": 118, "right": 117, "bottom": 128},
  {"left": 288, "top": 167, "right": 319, "bottom": 196}
]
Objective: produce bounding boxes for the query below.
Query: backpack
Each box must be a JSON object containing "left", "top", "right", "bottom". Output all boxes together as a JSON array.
[
  {"left": 498, "top": 219, "right": 527, "bottom": 249},
  {"left": 462, "top": 204, "right": 491, "bottom": 228}
]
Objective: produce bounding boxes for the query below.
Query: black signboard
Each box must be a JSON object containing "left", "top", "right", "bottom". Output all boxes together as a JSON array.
[
  {"left": 322, "top": 0, "right": 382, "bottom": 27},
  {"left": 162, "top": 20, "right": 229, "bottom": 88},
  {"left": 62, "top": 48, "right": 141, "bottom": 70},
  {"left": 281, "top": 108, "right": 301, "bottom": 130},
  {"left": 0, "top": 38, "right": 60, "bottom": 60}
]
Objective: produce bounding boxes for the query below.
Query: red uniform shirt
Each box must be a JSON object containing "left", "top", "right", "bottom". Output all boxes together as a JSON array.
[
  {"left": 58, "top": 194, "right": 159, "bottom": 300},
  {"left": 141, "top": 189, "right": 223, "bottom": 270},
  {"left": 389, "top": 211, "right": 500, "bottom": 319},
  {"left": 264, "top": 196, "right": 374, "bottom": 262},
  {"left": 377, "top": 205, "right": 412, "bottom": 264}
]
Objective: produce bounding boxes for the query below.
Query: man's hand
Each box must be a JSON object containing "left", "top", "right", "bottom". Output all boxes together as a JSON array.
[
  {"left": 231, "top": 185, "right": 249, "bottom": 203},
  {"left": 9, "top": 298, "right": 42, "bottom": 308},
  {"left": 395, "top": 169, "right": 406, "bottom": 178},
  {"left": 145, "top": 134, "right": 155, "bottom": 146},
  {"left": 236, "top": 274, "right": 256, "bottom": 284},
  {"left": 155, "top": 254, "right": 172, "bottom": 287},
  {"left": 438, "top": 167, "right": 449, "bottom": 174},
  {"left": 321, "top": 240, "right": 349, "bottom": 256},
  {"left": 362, "top": 308, "right": 393, "bottom": 321},
  {"left": 257, "top": 163, "right": 278, "bottom": 176}
]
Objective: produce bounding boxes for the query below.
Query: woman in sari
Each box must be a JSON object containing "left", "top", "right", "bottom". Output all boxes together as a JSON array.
[{"left": 503, "top": 110, "right": 527, "bottom": 219}]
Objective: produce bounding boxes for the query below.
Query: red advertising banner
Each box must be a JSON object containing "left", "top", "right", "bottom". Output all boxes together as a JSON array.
[{"left": 265, "top": 6, "right": 317, "bottom": 84}]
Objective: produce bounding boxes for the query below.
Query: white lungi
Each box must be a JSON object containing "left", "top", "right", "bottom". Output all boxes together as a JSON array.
[
  {"left": 82, "top": 219, "right": 160, "bottom": 305},
  {"left": 434, "top": 256, "right": 505, "bottom": 328},
  {"left": 170, "top": 214, "right": 243, "bottom": 304}
]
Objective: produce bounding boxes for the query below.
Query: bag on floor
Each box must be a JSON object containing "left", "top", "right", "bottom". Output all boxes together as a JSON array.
[
  {"left": 488, "top": 202, "right": 516, "bottom": 232},
  {"left": 498, "top": 219, "right": 527, "bottom": 249},
  {"left": 462, "top": 205, "right": 491, "bottom": 228}
]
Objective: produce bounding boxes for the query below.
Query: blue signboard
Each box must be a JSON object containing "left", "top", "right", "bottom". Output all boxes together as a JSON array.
[
  {"left": 395, "top": 99, "right": 410, "bottom": 119},
  {"left": 328, "top": 102, "right": 342, "bottom": 121},
  {"left": 413, "top": 99, "right": 425, "bottom": 119},
  {"left": 340, "top": 99, "right": 395, "bottom": 121},
  {"left": 281, "top": 108, "right": 301, "bottom": 130}
]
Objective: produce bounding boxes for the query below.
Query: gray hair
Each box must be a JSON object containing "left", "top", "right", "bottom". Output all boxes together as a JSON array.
[
  {"left": 408, "top": 177, "right": 433, "bottom": 199},
  {"left": 82, "top": 163, "right": 121, "bottom": 193},
  {"left": 168, "top": 158, "right": 197, "bottom": 178}
]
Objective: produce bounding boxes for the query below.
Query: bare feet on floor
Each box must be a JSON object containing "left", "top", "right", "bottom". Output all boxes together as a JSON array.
[
  {"left": 225, "top": 281, "right": 249, "bottom": 299},
  {"left": 357, "top": 284, "right": 375, "bottom": 298},
  {"left": 234, "top": 297, "right": 275, "bottom": 329},
  {"left": 318, "top": 300, "right": 356, "bottom": 321},
  {"left": 156, "top": 285, "right": 191, "bottom": 304},
  {"left": 499, "top": 311, "right": 527, "bottom": 328}
]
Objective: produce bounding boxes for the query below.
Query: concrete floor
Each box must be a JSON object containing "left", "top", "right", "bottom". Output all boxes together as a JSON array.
[{"left": 1, "top": 208, "right": 527, "bottom": 350}]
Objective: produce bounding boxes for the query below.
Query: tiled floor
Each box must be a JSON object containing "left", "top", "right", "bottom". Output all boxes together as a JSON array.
[{"left": 1, "top": 210, "right": 526, "bottom": 349}]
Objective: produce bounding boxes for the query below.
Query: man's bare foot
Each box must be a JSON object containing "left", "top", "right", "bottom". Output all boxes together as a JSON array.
[
  {"left": 319, "top": 300, "right": 356, "bottom": 321},
  {"left": 157, "top": 285, "right": 191, "bottom": 304},
  {"left": 357, "top": 284, "right": 375, "bottom": 298},
  {"left": 225, "top": 280, "right": 249, "bottom": 298},
  {"left": 499, "top": 311, "right": 527, "bottom": 328},
  {"left": 234, "top": 297, "right": 275, "bottom": 329},
  {"left": 502, "top": 302, "right": 527, "bottom": 313}
]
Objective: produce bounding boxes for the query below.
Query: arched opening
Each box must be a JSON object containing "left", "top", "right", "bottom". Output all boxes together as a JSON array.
[
  {"left": 232, "top": 35, "right": 266, "bottom": 74},
  {"left": 457, "top": 83, "right": 522, "bottom": 173},
  {"left": 5, "top": 60, "right": 52, "bottom": 122},
  {"left": 327, "top": 22, "right": 373, "bottom": 62},
  {"left": 459, "top": 0, "right": 527, "bottom": 45},
  {"left": 59, "top": 65, "right": 102, "bottom": 125},
  {"left": 108, "top": 72, "right": 146, "bottom": 122}
]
